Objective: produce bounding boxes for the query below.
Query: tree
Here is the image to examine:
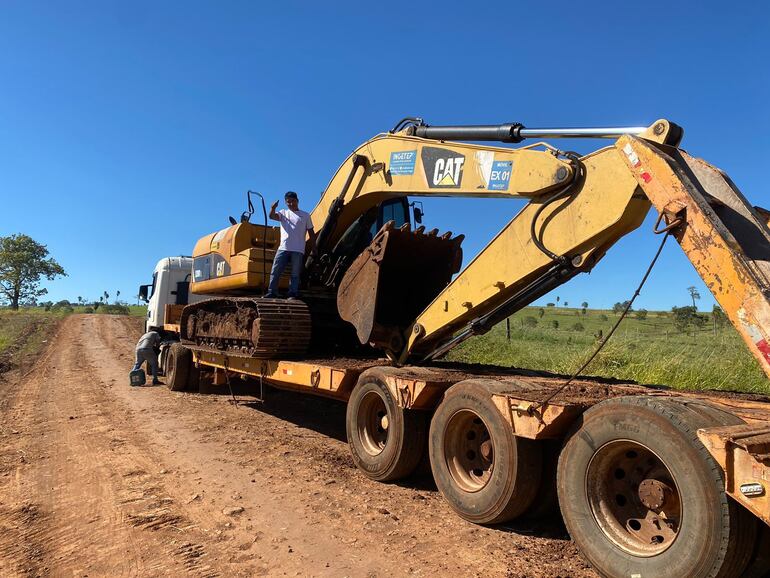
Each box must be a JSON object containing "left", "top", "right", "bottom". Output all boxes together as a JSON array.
[
  {"left": 581, "top": 301, "right": 588, "bottom": 309},
  {"left": 556, "top": 296, "right": 560, "bottom": 305},
  {"left": 116, "top": 290, "right": 121, "bottom": 303},
  {"left": 635, "top": 309, "right": 648, "bottom": 321},
  {"left": 712, "top": 304, "right": 727, "bottom": 329},
  {"left": 537, "top": 308, "right": 545, "bottom": 318},
  {"left": 612, "top": 301, "right": 633, "bottom": 315},
  {"left": 687, "top": 286, "right": 701, "bottom": 309},
  {"left": 671, "top": 305, "right": 706, "bottom": 333},
  {"left": 0, "top": 234, "right": 66, "bottom": 310},
  {"left": 563, "top": 301, "right": 569, "bottom": 308}
]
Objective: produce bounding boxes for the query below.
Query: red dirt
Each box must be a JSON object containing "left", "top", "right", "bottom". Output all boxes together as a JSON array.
[{"left": 0, "top": 314, "right": 595, "bottom": 577}]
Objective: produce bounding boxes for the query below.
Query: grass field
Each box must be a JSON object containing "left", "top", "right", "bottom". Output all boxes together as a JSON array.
[
  {"left": 3, "top": 304, "right": 768, "bottom": 394},
  {"left": 0, "top": 308, "right": 67, "bottom": 373},
  {"left": 447, "top": 306, "right": 769, "bottom": 394}
]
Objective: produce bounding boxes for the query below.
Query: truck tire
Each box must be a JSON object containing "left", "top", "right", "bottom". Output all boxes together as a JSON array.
[
  {"left": 166, "top": 343, "right": 192, "bottom": 392},
  {"left": 346, "top": 374, "right": 427, "bottom": 482},
  {"left": 557, "top": 395, "right": 757, "bottom": 578},
  {"left": 429, "top": 381, "right": 541, "bottom": 524}
]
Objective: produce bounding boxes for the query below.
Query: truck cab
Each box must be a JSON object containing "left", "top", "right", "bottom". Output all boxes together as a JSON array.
[{"left": 139, "top": 257, "right": 207, "bottom": 333}]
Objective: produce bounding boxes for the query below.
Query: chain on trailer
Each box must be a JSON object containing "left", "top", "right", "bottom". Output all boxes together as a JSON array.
[
  {"left": 222, "top": 356, "right": 268, "bottom": 405},
  {"left": 535, "top": 215, "right": 682, "bottom": 410}
]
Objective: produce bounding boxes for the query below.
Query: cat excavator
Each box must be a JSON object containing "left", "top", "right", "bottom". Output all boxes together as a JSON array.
[{"left": 145, "top": 117, "right": 770, "bottom": 577}]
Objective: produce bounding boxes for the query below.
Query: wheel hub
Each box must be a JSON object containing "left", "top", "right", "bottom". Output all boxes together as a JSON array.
[
  {"left": 443, "top": 410, "right": 494, "bottom": 493},
  {"left": 587, "top": 440, "right": 681, "bottom": 556},
  {"left": 638, "top": 478, "right": 671, "bottom": 510},
  {"left": 356, "top": 390, "right": 390, "bottom": 456}
]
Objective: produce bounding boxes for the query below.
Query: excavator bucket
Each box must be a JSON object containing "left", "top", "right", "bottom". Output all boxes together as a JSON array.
[
  {"left": 337, "top": 222, "right": 463, "bottom": 351},
  {"left": 618, "top": 135, "right": 770, "bottom": 379}
]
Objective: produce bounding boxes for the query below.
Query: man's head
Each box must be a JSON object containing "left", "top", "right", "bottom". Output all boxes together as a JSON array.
[{"left": 285, "top": 191, "right": 299, "bottom": 211}]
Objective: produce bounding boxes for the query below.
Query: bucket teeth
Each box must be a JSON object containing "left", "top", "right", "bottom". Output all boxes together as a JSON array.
[
  {"left": 441, "top": 231, "right": 453, "bottom": 240},
  {"left": 399, "top": 222, "right": 411, "bottom": 232},
  {"left": 427, "top": 228, "right": 439, "bottom": 237},
  {"left": 454, "top": 234, "right": 465, "bottom": 245},
  {"left": 415, "top": 225, "right": 426, "bottom": 235}
]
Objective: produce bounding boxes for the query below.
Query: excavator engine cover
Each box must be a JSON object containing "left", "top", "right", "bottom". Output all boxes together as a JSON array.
[{"left": 337, "top": 222, "right": 463, "bottom": 351}]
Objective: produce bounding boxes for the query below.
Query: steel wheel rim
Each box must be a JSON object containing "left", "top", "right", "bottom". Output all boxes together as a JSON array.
[
  {"left": 356, "top": 389, "right": 390, "bottom": 456},
  {"left": 586, "top": 439, "right": 681, "bottom": 557},
  {"left": 167, "top": 349, "right": 176, "bottom": 383},
  {"left": 443, "top": 409, "right": 494, "bottom": 493}
]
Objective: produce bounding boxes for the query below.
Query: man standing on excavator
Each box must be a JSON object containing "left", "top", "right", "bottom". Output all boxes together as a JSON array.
[{"left": 265, "top": 191, "right": 317, "bottom": 299}]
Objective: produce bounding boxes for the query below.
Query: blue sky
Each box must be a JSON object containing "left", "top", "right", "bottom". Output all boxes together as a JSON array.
[{"left": 1, "top": 1, "right": 768, "bottom": 311}]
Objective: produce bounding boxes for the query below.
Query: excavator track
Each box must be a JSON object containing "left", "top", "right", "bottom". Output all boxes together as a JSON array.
[{"left": 180, "top": 297, "right": 311, "bottom": 358}]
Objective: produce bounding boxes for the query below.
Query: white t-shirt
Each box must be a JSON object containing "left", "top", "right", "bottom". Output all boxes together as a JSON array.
[{"left": 278, "top": 209, "right": 313, "bottom": 253}]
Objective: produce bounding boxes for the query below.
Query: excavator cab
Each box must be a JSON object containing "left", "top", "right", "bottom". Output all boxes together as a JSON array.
[{"left": 336, "top": 198, "right": 464, "bottom": 352}]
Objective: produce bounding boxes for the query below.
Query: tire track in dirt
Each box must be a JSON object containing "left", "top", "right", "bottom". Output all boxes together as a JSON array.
[
  {"left": 0, "top": 316, "right": 220, "bottom": 577},
  {"left": 1, "top": 314, "right": 596, "bottom": 577}
]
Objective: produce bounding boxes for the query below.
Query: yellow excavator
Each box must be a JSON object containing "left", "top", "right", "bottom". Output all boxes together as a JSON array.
[
  {"left": 148, "top": 117, "right": 770, "bottom": 577},
  {"left": 183, "top": 117, "right": 770, "bottom": 377}
]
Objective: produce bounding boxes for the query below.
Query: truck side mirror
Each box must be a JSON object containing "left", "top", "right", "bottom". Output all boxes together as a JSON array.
[
  {"left": 138, "top": 284, "right": 150, "bottom": 302},
  {"left": 413, "top": 206, "right": 423, "bottom": 224}
]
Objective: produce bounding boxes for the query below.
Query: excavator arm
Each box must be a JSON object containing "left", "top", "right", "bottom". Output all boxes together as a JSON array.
[
  {"left": 307, "top": 120, "right": 672, "bottom": 358},
  {"left": 311, "top": 118, "right": 770, "bottom": 378}
]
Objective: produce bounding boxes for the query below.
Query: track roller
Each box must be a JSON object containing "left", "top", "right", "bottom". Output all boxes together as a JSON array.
[
  {"left": 345, "top": 369, "right": 428, "bottom": 482},
  {"left": 428, "top": 380, "right": 542, "bottom": 524},
  {"left": 557, "top": 395, "right": 758, "bottom": 578}
]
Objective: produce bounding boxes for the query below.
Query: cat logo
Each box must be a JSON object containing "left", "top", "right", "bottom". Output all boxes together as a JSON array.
[{"left": 421, "top": 147, "right": 465, "bottom": 188}]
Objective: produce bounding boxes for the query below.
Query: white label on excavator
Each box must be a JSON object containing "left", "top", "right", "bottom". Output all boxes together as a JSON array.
[
  {"left": 475, "top": 151, "right": 495, "bottom": 187},
  {"left": 623, "top": 143, "right": 641, "bottom": 167}
]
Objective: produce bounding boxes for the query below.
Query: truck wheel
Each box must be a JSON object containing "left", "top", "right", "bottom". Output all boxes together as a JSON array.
[
  {"left": 346, "top": 375, "right": 427, "bottom": 482},
  {"left": 557, "top": 396, "right": 757, "bottom": 578},
  {"left": 166, "top": 343, "right": 192, "bottom": 392},
  {"left": 429, "top": 381, "right": 541, "bottom": 524}
]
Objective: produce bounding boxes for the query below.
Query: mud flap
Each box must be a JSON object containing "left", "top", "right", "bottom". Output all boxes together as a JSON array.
[{"left": 337, "top": 221, "right": 463, "bottom": 351}]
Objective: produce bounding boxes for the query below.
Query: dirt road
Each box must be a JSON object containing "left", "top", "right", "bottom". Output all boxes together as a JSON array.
[{"left": 0, "top": 314, "right": 594, "bottom": 577}]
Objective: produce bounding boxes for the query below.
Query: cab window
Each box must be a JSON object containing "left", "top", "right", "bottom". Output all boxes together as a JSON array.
[{"left": 371, "top": 198, "right": 409, "bottom": 238}]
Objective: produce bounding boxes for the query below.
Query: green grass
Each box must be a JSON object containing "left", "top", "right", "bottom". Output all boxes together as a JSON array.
[
  {"left": 446, "top": 307, "right": 770, "bottom": 395},
  {"left": 0, "top": 308, "right": 69, "bottom": 371}
]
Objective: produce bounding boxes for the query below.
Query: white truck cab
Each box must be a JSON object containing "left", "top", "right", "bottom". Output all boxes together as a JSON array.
[{"left": 139, "top": 257, "right": 207, "bottom": 333}]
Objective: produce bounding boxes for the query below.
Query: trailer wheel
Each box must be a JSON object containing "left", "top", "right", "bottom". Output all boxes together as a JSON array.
[
  {"left": 429, "top": 381, "right": 541, "bottom": 524},
  {"left": 166, "top": 343, "right": 192, "bottom": 392},
  {"left": 346, "top": 374, "right": 427, "bottom": 482},
  {"left": 557, "top": 396, "right": 757, "bottom": 578}
]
